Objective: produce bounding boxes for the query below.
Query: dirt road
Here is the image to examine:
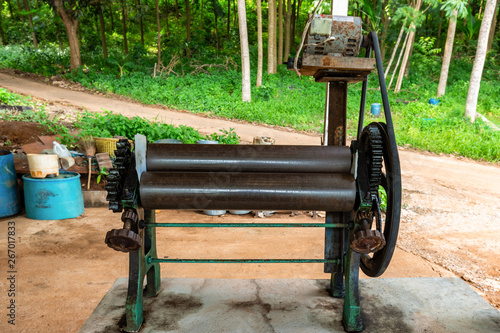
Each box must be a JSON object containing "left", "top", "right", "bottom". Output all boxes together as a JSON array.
[{"left": 0, "top": 72, "right": 499, "bottom": 332}]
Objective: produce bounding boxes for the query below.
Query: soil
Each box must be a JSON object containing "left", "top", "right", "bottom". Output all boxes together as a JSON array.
[
  {"left": 0, "top": 121, "right": 48, "bottom": 148},
  {"left": 0, "top": 73, "right": 498, "bottom": 332}
]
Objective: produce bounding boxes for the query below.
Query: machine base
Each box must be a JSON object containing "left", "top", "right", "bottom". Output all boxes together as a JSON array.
[{"left": 79, "top": 277, "right": 499, "bottom": 333}]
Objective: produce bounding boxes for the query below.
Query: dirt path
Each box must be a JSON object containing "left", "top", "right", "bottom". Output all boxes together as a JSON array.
[{"left": 0, "top": 72, "right": 499, "bottom": 332}]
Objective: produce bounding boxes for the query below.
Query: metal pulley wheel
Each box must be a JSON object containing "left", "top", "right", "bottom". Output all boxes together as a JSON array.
[{"left": 359, "top": 122, "right": 401, "bottom": 277}]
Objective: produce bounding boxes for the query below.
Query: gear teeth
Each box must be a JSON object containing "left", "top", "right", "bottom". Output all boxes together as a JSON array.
[
  {"left": 105, "top": 138, "right": 132, "bottom": 212},
  {"left": 362, "top": 124, "right": 384, "bottom": 198}
]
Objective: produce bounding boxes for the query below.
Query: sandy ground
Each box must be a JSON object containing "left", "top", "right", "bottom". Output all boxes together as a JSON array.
[{"left": 0, "top": 72, "right": 499, "bottom": 332}]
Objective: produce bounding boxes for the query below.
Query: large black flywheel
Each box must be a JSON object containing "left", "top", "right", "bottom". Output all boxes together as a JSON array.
[{"left": 359, "top": 122, "right": 401, "bottom": 277}]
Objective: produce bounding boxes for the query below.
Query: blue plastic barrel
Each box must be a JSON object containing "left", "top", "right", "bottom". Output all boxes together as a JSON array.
[
  {"left": 0, "top": 150, "right": 20, "bottom": 218},
  {"left": 23, "top": 171, "right": 84, "bottom": 220},
  {"left": 371, "top": 103, "right": 382, "bottom": 117}
]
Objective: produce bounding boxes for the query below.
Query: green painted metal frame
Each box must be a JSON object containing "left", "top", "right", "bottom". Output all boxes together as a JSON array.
[
  {"left": 145, "top": 223, "right": 348, "bottom": 228},
  {"left": 124, "top": 209, "right": 160, "bottom": 332}
]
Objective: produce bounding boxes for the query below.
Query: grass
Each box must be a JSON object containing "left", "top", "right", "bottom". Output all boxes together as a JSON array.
[
  {"left": 0, "top": 44, "right": 499, "bottom": 162},
  {"left": 0, "top": 88, "right": 240, "bottom": 146}
]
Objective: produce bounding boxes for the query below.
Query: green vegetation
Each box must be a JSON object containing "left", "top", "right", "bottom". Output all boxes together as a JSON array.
[
  {"left": 0, "top": 0, "right": 498, "bottom": 161},
  {"left": 0, "top": 88, "right": 240, "bottom": 146},
  {"left": 1, "top": 44, "right": 498, "bottom": 162}
]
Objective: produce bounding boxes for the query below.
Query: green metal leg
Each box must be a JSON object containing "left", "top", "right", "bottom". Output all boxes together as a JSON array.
[
  {"left": 124, "top": 240, "right": 145, "bottom": 332},
  {"left": 342, "top": 247, "right": 363, "bottom": 332},
  {"left": 144, "top": 210, "right": 161, "bottom": 297},
  {"left": 331, "top": 272, "right": 345, "bottom": 298},
  {"left": 124, "top": 209, "right": 161, "bottom": 332}
]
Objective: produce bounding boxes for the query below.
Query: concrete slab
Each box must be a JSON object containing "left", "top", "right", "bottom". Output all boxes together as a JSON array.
[{"left": 79, "top": 277, "right": 499, "bottom": 333}]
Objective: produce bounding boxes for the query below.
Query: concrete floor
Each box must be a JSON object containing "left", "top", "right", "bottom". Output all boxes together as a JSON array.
[{"left": 80, "top": 277, "right": 499, "bottom": 333}]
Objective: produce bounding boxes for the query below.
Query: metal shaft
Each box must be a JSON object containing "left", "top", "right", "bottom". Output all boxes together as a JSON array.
[
  {"left": 140, "top": 172, "right": 356, "bottom": 211},
  {"left": 146, "top": 144, "right": 352, "bottom": 173}
]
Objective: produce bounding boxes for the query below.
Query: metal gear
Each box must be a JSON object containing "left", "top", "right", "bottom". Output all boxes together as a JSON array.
[
  {"left": 105, "top": 229, "right": 142, "bottom": 252},
  {"left": 361, "top": 124, "right": 384, "bottom": 200},
  {"left": 105, "top": 139, "right": 132, "bottom": 213},
  {"left": 351, "top": 229, "right": 386, "bottom": 254}
]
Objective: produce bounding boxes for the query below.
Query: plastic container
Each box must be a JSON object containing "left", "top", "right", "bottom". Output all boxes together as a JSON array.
[
  {"left": 196, "top": 139, "right": 226, "bottom": 216},
  {"left": 371, "top": 103, "right": 381, "bottom": 117},
  {"left": 53, "top": 141, "right": 72, "bottom": 158},
  {"left": 229, "top": 210, "right": 251, "bottom": 215},
  {"left": 0, "top": 150, "right": 20, "bottom": 218},
  {"left": 155, "top": 139, "right": 184, "bottom": 144},
  {"left": 95, "top": 138, "right": 134, "bottom": 158},
  {"left": 27, "top": 154, "right": 59, "bottom": 178},
  {"left": 23, "top": 171, "right": 84, "bottom": 220},
  {"left": 429, "top": 98, "right": 439, "bottom": 105}
]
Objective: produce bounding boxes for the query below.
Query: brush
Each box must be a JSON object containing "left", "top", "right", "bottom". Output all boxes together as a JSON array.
[{"left": 78, "top": 136, "right": 96, "bottom": 190}]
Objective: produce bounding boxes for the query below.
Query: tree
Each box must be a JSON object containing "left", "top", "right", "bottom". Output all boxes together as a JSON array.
[
  {"left": 156, "top": 0, "right": 161, "bottom": 65},
  {"left": 96, "top": 2, "right": 108, "bottom": 59},
  {"left": 395, "top": 0, "right": 424, "bottom": 93},
  {"left": 465, "top": 0, "right": 497, "bottom": 122},
  {"left": 278, "top": 0, "right": 283, "bottom": 63},
  {"left": 268, "top": 0, "right": 277, "bottom": 73},
  {"left": 284, "top": 0, "right": 291, "bottom": 61},
  {"left": 23, "top": 0, "right": 38, "bottom": 48},
  {"left": 257, "top": 0, "right": 263, "bottom": 87},
  {"left": 51, "top": 0, "right": 86, "bottom": 69},
  {"left": 185, "top": 0, "right": 191, "bottom": 58},
  {"left": 437, "top": 0, "right": 467, "bottom": 97},
  {"left": 121, "top": 0, "right": 128, "bottom": 54},
  {"left": 136, "top": 0, "right": 145, "bottom": 45},
  {"left": 237, "top": 0, "right": 250, "bottom": 101}
]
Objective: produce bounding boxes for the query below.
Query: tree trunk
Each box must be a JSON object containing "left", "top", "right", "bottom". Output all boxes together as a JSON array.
[
  {"left": 121, "top": 0, "right": 128, "bottom": 54},
  {"left": 388, "top": 32, "right": 409, "bottom": 90},
  {"left": 214, "top": 0, "right": 220, "bottom": 52},
  {"left": 268, "top": 0, "right": 277, "bottom": 73},
  {"left": 227, "top": 0, "right": 230, "bottom": 35},
  {"left": 278, "top": 0, "right": 283, "bottom": 63},
  {"left": 487, "top": 0, "right": 498, "bottom": 51},
  {"left": 137, "top": 0, "right": 144, "bottom": 45},
  {"left": 465, "top": 0, "right": 497, "bottom": 122},
  {"left": 165, "top": 0, "right": 170, "bottom": 36},
  {"left": 6, "top": 0, "right": 15, "bottom": 22},
  {"left": 380, "top": 0, "right": 389, "bottom": 61},
  {"left": 54, "top": 7, "right": 63, "bottom": 49},
  {"left": 175, "top": 0, "right": 179, "bottom": 18},
  {"left": 16, "top": 0, "right": 24, "bottom": 22},
  {"left": 199, "top": 0, "right": 203, "bottom": 29},
  {"left": 257, "top": 0, "right": 263, "bottom": 87},
  {"left": 23, "top": 0, "right": 38, "bottom": 48},
  {"left": 437, "top": 9, "right": 458, "bottom": 97},
  {"left": 385, "top": 19, "right": 406, "bottom": 79},
  {"left": 0, "top": 11, "right": 6, "bottom": 45},
  {"left": 290, "top": 0, "right": 296, "bottom": 49},
  {"left": 97, "top": 5, "right": 108, "bottom": 59},
  {"left": 185, "top": 0, "right": 191, "bottom": 58},
  {"left": 284, "top": 0, "right": 291, "bottom": 61},
  {"left": 54, "top": 0, "right": 81, "bottom": 69},
  {"left": 395, "top": 0, "right": 423, "bottom": 92},
  {"left": 156, "top": 0, "right": 161, "bottom": 65},
  {"left": 437, "top": 10, "right": 444, "bottom": 40},
  {"left": 237, "top": 0, "right": 251, "bottom": 101},
  {"left": 109, "top": 3, "right": 115, "bottom": 31},
  {"left": 233, "top": 0, "right": 236, "bottom": 24}
]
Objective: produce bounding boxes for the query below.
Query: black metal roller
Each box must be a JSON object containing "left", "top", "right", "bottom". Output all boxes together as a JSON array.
[{"left": 359, "top": 122, "right": 401, "bottom": 277}]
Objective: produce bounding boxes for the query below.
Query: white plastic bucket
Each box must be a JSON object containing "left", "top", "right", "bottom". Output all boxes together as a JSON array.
[{"left": 27, "top": 154, "right": 59, "bottom": 178}]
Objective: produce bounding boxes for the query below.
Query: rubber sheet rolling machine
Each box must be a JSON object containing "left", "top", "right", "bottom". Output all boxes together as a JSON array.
[{"left": 103, "top": 6, "right": 401, "bottom": 332}]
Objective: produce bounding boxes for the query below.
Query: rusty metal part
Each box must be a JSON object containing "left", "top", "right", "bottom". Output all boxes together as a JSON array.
[
  {"left": 139, "top": 172, "right": 356, "bottom": 211},
  {"left": 105, "top": 229, "right": 142, "bottom": 252},
  {"left": 351, "top": 229, "right": 386, "bottom": 254},
  {"left": 146, "top": 144, "right": 352, "bottom": 173},
  {"left": 297, "top": 54, "right": 375, "bottom": 81},
  {"left": 305, "top": 15, "right": 362, "bottom": 56},
  {"left": 121, "top": 209, "right": 138, "bottom": 228}
]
